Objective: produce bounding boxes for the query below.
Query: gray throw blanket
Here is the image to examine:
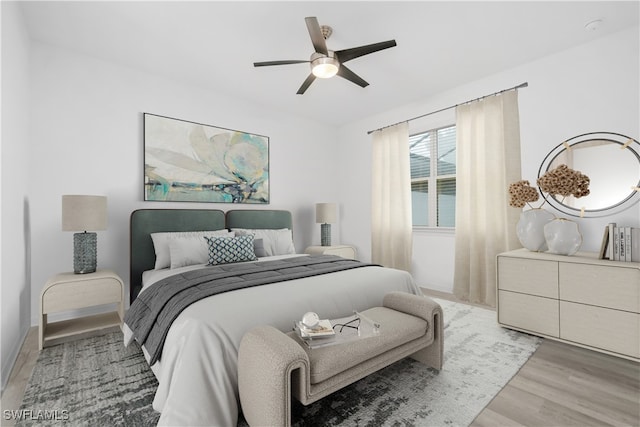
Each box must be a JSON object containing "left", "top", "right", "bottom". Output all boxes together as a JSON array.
[{"left": 125, "top": 255, "right": 375, "bottom": 364}]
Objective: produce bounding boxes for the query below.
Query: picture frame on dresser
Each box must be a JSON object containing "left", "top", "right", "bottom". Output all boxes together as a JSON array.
[
  {"left": 143, "top": 113, "right": 269, "bottom": 204},
  {"left": 598, "top": 226, "right": 610, "bottom": 259}
]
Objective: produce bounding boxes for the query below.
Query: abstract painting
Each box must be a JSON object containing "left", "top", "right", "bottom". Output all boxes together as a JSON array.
[{"left": 144, "top": 113, "right": 269, "bottom": 203}]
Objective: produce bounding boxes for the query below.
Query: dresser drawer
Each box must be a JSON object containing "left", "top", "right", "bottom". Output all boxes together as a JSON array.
[
  {"left": 498, "top": 290, "right": 559, "bottom": 337},
  {"left": 560, "top": 263, "right": 640, "bottom": 313},
  {"left": 498, "top": 257, "right": 558, "bottom": 298},
  {"left": 560, "top": 301, "right": 640, "bottom": 358}
]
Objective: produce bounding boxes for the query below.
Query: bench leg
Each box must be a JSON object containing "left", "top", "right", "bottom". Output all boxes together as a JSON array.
[{"left": 410, "top": 310, "right": 443, "bottom": 370}]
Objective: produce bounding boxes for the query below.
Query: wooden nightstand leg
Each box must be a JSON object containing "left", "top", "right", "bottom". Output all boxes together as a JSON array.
[
  {"left": 39, "top": 313, "right": 47, "bottom": 350},
  {"left": 117, "top": 300, "right": 124, "bottom": 330}
]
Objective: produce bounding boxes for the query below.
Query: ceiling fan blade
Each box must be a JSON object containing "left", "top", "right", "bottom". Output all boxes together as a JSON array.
[
  {"left": 337, "top": 64, "right": 369, "bottom": 88},
  {"left": 296, "top": 73, "right": 316, "bottom": 95},
  {"left": 335, "top": 40, "right": 397, "bottom": 63},
  {"left": 305, "top": 17, "right": 328, "bottom": 56},
  {"left": 254, "top": 60, "right": 309, "bottom": 67}
]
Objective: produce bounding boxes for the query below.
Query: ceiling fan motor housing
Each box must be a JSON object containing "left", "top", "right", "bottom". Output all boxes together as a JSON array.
[{"left": 310, "top": 51, "right": 339, "bottom": 78}]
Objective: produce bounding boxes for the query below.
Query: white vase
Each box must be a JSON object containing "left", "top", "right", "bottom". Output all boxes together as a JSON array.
[
  {"left": 516, "top": 209, "right": 555, "bottom": 252},
  {"left": 544, "top": 218, "right": 582, "bottom": 256}
]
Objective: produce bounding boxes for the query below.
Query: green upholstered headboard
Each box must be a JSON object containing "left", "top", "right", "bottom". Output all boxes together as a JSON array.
[
  {"left": 130, "top": 209, "right": 226, "bottom": 302},
  {"left": 225, "top": 209, "right": 292, "bottom": 231},
  {"left": 129, "top": 209, "right": 293, "bottom": 303}
]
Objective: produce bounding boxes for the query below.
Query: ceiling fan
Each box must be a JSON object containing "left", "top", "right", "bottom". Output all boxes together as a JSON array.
[{"left": 253, "top": 17, "right": 397, "bottom": 95}]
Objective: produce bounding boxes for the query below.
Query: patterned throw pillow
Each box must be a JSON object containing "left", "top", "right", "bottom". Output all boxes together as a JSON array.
[{"left": 204, "top": 235, "right": 258, "bottom": 265}]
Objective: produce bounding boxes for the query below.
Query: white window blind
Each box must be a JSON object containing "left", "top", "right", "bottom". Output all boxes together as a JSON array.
[{"left": 410, "top": 125, "right": 456, "bottom": 227}]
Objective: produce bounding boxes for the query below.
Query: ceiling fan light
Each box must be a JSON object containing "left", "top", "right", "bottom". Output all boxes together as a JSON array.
[{"left": 311, "top": 57, "right": 339, "bottom": 78}]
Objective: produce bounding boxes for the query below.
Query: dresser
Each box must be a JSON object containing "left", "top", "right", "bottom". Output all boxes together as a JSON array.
[{"left": 497, "top": 249, "right": 639, "bottom": 361}]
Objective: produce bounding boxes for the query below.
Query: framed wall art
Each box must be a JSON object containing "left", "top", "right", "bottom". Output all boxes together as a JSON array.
[{"left": 144, "top": 113, "right": 269, "bottom": 204}]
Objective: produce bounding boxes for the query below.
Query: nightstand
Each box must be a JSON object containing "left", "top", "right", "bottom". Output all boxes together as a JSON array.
[
  {"left": 305, "top": 245, "right": 357, "bottom": 260},
  {"left": 39, "top": 269, "right": 124, "bottom": 350}
]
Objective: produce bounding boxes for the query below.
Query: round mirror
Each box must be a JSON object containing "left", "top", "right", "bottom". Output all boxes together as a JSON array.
[{"left": 538, "top": 132, "right": 640, "bottom": 218}]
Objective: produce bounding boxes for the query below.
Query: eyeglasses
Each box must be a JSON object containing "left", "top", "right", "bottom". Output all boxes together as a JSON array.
[{"left": 332, "top": 317, "right": 360, "bottom": 333}]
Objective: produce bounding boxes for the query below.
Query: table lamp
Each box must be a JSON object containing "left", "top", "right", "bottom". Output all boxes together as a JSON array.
[
  {"left": 315, "top": 203, "right": 337, "bottom": 246},
  {"left": 62, "top": 195, "right": 107, "bottom": 274}
]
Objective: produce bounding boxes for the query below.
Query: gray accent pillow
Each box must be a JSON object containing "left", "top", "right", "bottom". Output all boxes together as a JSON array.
[{"left": 253, "top": 238, "right": 267, "bottom": 257}]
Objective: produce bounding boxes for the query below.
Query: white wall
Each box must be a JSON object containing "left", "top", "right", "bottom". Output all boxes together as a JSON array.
[
  {"left": 337, "top": 26, "right": 640, "bottom": 292},
  {"left": 1, "top": 2, "right": 32, "bottom": 390},
  {"left": 27, "top": 42, "right": 340, "bottom": 324}
]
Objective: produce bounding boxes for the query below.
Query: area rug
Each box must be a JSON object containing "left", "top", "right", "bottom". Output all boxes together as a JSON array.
[
  {"left": 17, "top": 333, "right": 158, "bottom": 427},
  {"left": 18, "top": 298, "right": 541, "bottom": 426}
]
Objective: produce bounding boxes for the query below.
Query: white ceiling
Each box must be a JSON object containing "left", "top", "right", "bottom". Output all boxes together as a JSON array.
[{"left": 18, "top": 1, "right": 639, "bottom": 126}]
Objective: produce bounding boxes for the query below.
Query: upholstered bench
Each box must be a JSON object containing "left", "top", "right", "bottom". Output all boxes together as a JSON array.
[{"left": 238, "top": 292, "right": 443, "bottom": 427}]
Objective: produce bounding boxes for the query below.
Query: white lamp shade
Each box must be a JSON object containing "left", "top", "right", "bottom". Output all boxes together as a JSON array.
[
  {"left": 316, "top": 203, "right": 337, "bottom": 224},
  {"left": 62, "top": 195, "right": 108, "bottom": 231}
]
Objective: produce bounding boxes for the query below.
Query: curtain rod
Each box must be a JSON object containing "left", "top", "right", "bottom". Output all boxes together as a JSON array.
[{"left": 367, "top": 82, "right": 529, "bottom": 135}]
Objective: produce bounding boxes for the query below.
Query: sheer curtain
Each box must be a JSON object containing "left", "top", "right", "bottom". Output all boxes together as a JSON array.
[
  {"left": 453, "top": 90, "right": 522, "bottom": 306},
  {"left": 371, "top": 122, "right": 412, "bottom": 271}
]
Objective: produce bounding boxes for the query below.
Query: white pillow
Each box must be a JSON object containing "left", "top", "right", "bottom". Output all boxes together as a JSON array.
[
  {"left": 169, "top": 237, "right": 208, "bottom": 269},
  {"left": 232, "top": 228, "right": 295, "bottom": 256},
  {"left": 151, "top": 230, "right": 233, "bottom": 269}
]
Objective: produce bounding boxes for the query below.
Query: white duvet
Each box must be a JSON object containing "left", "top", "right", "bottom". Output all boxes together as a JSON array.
[{"left": 124, "top": 255, "right": 421, "bottom": 426}]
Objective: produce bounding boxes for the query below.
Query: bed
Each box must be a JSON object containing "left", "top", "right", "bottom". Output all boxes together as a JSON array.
[{"left": 124, "top": 208, "right": 422, "bottom": 426}]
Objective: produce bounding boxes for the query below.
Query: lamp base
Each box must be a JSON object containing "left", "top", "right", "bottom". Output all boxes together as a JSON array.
[
  {"left": 73, "top": 232, "right": 97, "bottom": 274},
  {"left": 321, "top": 223, "right": 331, "bottom": 246}
]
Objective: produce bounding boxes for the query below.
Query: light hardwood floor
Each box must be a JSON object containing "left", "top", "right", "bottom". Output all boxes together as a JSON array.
[
  {"left": 426, "top": 290, "right": 639, "bottom": 427},
  {"left": 472, "top": 339, "right": 640, "bottom": 427},
  {"left": 0, "top": 328, "right": 39, "bottom": 426},
  {"left": 2, "top": 293, "right": 638, "bottom": 427}
]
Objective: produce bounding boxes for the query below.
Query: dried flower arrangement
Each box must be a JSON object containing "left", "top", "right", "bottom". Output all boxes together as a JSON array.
[{"left": 509, "top": 164, "right": 590, "bottom": 209}]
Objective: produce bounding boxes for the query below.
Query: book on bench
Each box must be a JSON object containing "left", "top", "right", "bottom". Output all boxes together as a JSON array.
[
  {"left": 294, "top": 312, "right": 380, "bottom": 349},
  {"left": 295, "top": 319, "right": 335, "bottom": 339}
]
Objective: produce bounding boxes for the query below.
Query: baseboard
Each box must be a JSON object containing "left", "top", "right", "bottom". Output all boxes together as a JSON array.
[{"left": 1, "top": 325, "right": 30, "bottom": 393}]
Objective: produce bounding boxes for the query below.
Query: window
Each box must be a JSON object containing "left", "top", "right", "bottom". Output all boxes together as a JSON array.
[{"left": 410, "top": 125, "right": 456, "bottom": 227}]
